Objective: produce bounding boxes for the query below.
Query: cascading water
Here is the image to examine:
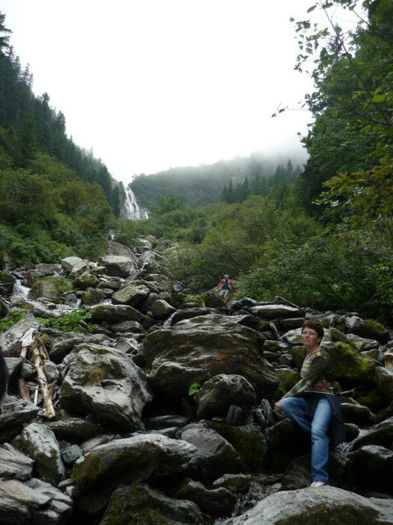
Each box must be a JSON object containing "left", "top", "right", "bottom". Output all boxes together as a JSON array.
[{"left": 122, "top": 185, "right": 149, "bottom": 220}]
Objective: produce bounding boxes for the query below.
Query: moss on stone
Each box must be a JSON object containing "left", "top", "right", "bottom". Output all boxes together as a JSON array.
[
  {"left": 357, "top": 389, "right": 386, "bottom": 412},
  {"left": 278, "top": 504, "right": 378, "bottom": 525},
  {"left": 364, "top": 319, "right": 385, "bottom": 331},
  {"left": 290, "top": 347, "right": 306, "bottom": 370},
  {"left": 258, "top": 320, "right": 270, "bottom": 331},
  {"left": 329, "top": 342, "right": 375, "bottom": 383},
  {"left": 0, "top": 271, "right": 13, "bottom": 283}
]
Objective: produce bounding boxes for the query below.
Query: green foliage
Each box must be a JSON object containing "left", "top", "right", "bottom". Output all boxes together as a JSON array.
[
  {"left": 0, "top": 310, "right": 25, "bottom": 332},
  {"left": 188, "top": 382, "right": 201, "bottom": 396},
  {"left": 294, "top": 0, "right": 393, "bottom": 219},
  {"left": 154, "top": 194, "right": 185, "bottom": 214},
  {"left": 37, "top": 308, "right": 92, "bottom": 333},
  {"left": 130, "top": 155, "right": 300, "bottom": 209},
  {"left": 236, "top": 228, "right": 392, "bottom": 321}
]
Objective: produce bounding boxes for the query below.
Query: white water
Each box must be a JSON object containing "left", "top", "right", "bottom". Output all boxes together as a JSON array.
[
  {"left": 122, "top": 185, "right": 149, "bottom": 220},
  {"left": 12, "top": 279, "right": 30, "bottom": 299}
]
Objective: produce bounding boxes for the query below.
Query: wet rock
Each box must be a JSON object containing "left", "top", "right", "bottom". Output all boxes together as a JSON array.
[
  {"left": 73, "top": 274, "right": 98, "bottom": 290},
  {"left": 0, "top": 314, "right": 39, "bottom": 357},
  {"left": 212, "top": 473, "right": 251, "bottom": 494},
  {"left": 226, "top": 486, "right": 393, "bottom": 525},
  {"left": 0, "top": 477, "right": 72, "bottom": 525},
  {"left": 206, "top": 421, "right": 268, "bottom": 472},
  {"left": 72, "top": 433, "right": 199, "bottom": 498},
  {"left": 196, "top": 374, "right": 257, "bottom": 419},
  {"left": 99, "top": 255, "right": 134, "bottom": 277},
  {"left": 175, "top": 478, "right": 236, "bottom": 517},
  {"left": 61, "top": 256, "right": 89, "bottom": 275},
  {"left": 350, "top": 416, "right": 393, "bottom": 450},
  {"left": 250, "top": 304, "right": 304, "bottom": 320},
  {"left": 60, "top": 343, "right": 152, "bottom": 431},
  {"left": 0, "top": 396, "right": 40, "bottom": 441},
  {"left": 180, "top": 423, "right": 246, "bottom": 480},
  {"left": 21, "top": 422, "right": 66, "bottom": 485},
  {"left": 99, "top": 482, "right": 205, "bottom": 525},
  {"left": 142, "top": 314, "right": 278, "bottom": 401},
  {"left": 112, "top": 283, "right": 150, "bottom": 306},
  {"left": 374, "top": 366, "right": 393, "bottom": 401},
  {"left": 168, "top": 308, "right": 210, "bottom": 326},
  {"left": 150, "top": 299, "right": 176, "bottom": 320},
  {"left": 341, "top": 402, "right": 375, "bottom": 426},
  {"left": 90, "top": 304, "right": 152, "bottom": 329},
  {"left": 61, "top": 444, "right": 83, "bottom": 465},
  {"left": 0, "top": 443, "right": 33, "bottom": 480},
  {"left": 47, "top": 415, "right": 104, "bottom": 443},
  {"left": 80, "top": 289, "right": 106, "bottom": 305},
  {"left": 28, "top": 276, "right": 73, "bottom": 301},
  {"left": 348, "top": 445, "right": 393, "bottom": 495}
]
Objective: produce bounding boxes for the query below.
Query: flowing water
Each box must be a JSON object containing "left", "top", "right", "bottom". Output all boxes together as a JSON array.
[{"left": 122, "top": 185, "right": 149, "bottom": 220}]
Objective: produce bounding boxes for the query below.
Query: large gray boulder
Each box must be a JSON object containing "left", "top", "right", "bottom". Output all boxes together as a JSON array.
[
  {"left": 21, "top": 423, "right": 66, "bottom": 485},
  {"left": 0, "top": 477, "right": 72, "bottom": 525},
  {"left": 60, "top": 343, "right": 152, "bottom": 431},
  {"left": 142, "top": 314, "right": 278, "bottom": 400},
  {"left": 196, "top": 374, "right": 257, "bottom": 419},
  {"left": 99, "top": 255, "right": 135, "bottom": 277},
  {"left": 61, "top": 256, "right": 89, "bottom": 275},
  {"left": 180, "top": 423, "right": 246, "bottom": 481},
  {"left": 100, "top": 482, "right": 205, "bottom": 525},
  {"left": 0, "top": 397, "right": 40, "bottom": 441},
  {"left": 250, "top": 304, "right": 304, "bottom": 320},
  {"left": 112, "top": 284, "right": 150, "bottom": 306},
  {"left": 0, "top": 314, "right": 39, "bottom": 357},
  {"left": 72, "top": 433, "right": 200, "bottom": 497},
  {"left": 225, "top": 486, "right": 393, "bottom": 524},
  {"left": 0, "top": 443, "right": 33, "bottom": 480},
  {"left": 90, "top": 304, "right": 152, "bottom": 329}
]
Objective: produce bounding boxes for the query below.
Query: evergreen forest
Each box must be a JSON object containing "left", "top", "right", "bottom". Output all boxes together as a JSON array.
[{"left": 1, "top": 0, "right": 392, "bottom": 324}]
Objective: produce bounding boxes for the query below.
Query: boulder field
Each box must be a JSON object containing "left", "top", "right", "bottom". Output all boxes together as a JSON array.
[{"left": 0, "top": 236, "right": 392, "bottom": 524}]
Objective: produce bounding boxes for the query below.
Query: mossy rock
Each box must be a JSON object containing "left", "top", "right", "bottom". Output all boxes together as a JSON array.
[
  {"left": 264, "top": 340, "right": 282, "bottom": 352},
  {"left": 356, "top": 389, "right": 386, "bottom": 413},
  {"left": 0, "top": 271, "right": 14, "bottom": 283},
  {"left": 28, "top": 276, "right": 73, "bottom": 300},
  {"left": 289, "top": 346, "right": 306, "bottom": 370},
  {"left": 81, "top": 289, "right": 106, "bottom": 306},
  {"left": 73, "top": 274, "right": 98, "bottom": 290},
  {"left": 328, "top": 342, "right": 376, "bottom": 384},
  {"left": 356, "top": 319, "right": 389, "bottom": 344},
  {"left": 206, "top": 421, "right": 268, "bottom": 472},
  {"left": 257, "top": 320, "right": 271, "bottom": 332},
  {"left": 276, "top": 368, "right": 300, "bottom": 395},
  {"left": 329, "top": 327, "right": 355, "bottom": 347}
]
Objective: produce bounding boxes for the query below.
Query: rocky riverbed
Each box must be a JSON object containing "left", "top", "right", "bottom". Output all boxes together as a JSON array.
[{"left": 0, "top": 236, "right": 393, "bottom": 524}]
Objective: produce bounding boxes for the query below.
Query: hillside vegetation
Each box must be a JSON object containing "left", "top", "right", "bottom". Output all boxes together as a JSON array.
[
  {"left": 1, "top": 1, "right": 392, "bottom": 325},
  {"left": 130, "top": 0, "right": 393, "bottom": 324},
  {"left": 0, "top": 12, "right": 127, "bottom": 263},
  {"left": 131, "top": 156, "right": 303, "bottom": 209}
]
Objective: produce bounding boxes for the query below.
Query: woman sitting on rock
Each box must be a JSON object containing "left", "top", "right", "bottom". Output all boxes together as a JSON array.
[{"left": 274, "top": 318, "right": 345, "bottom": 487}]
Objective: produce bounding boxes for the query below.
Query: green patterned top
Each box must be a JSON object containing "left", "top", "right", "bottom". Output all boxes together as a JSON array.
[{"left": 282, "top": 347, "right": 340, "bottom": 399}]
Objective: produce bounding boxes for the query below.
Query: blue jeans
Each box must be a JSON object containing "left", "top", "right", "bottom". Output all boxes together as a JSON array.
[{"left": 280, "top": 396, "right": 332, "bottom": 483}]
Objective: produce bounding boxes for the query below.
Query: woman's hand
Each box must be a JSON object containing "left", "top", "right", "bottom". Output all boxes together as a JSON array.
[{"left": 274, "top": 400, "right": 281, "bottom": 412}]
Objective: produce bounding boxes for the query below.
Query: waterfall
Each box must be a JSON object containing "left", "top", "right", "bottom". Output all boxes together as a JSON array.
[{"left": 122, "top": 185, "right": 149, "bottom": 220}]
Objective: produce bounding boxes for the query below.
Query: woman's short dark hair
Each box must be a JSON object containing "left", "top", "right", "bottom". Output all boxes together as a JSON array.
[{"left": 302, "top": 318, "right": 324, "bottom": 340}]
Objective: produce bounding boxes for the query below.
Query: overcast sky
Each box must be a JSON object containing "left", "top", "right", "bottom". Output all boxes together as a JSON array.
[{"left": 0, "top": 1, "right": 346, "bottom": 184}]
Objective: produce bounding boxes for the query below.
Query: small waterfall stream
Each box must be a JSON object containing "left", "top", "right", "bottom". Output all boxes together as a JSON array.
[{"left": 122, "top": 185, "right": 149, "bottom": 220}]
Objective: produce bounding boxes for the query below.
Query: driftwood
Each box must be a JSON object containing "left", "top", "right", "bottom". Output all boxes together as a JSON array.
[{"left": 19, "top": 328, "right": 56, "bottom": 419}]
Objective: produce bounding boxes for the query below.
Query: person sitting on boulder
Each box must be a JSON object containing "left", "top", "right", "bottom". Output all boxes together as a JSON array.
[
  {"left": 215, "top": 274, "right": 235, "bottom": 301},
  {"left": 274, "top": 318, "right": 345, "bottom": 487}
]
